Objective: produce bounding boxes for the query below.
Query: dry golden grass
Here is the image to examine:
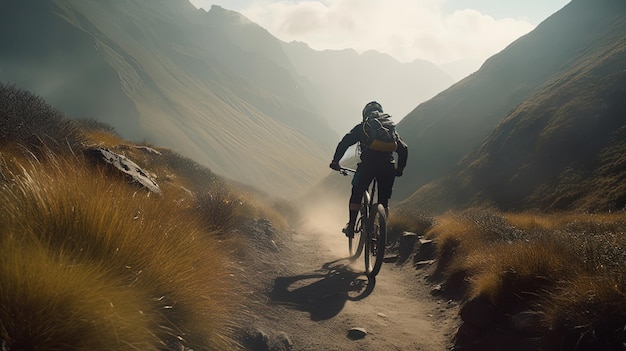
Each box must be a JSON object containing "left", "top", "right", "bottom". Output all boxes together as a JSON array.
[
  {"left": 79, "top": 122, "right": 260, "bottom": 234},
  {"left": 504, "top": 211, "right": 626, "bottom": 232},
  {"left": 0, "top": 83, "right": 294, "bottom": 351},
  {"left": 386, "top": 209, "right": 433, "bottom": 243},
  {"left": 83, "top": 129, "right": 128, "bottom": 148},
  {"left": 503, "top": 212, "right": 562, "bottom": 231},
  {"left": 425, "top": 208, "right": 626, "bottom": 346},
  {"left": 0, "top": 236, "right": 159, "bottom": 351},
  {"left": 0, "top": 153, "right": 242, "bottom": 351},
  {"left": 466, "top": 238, "right": 576, "bottom": 309},
  {"left": 425, "top": 212, "right": 479, "bottom": 250},
  {"left": 424, "top": 210, "right": 513, "bottom": 279},
  {"left": 545, "top": 274, "right": 626, "bottom": 344}
]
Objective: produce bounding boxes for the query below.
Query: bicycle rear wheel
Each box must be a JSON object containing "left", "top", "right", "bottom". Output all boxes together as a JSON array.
[{"left": 364, "top": 204, "right": 387, "bottom": 277}]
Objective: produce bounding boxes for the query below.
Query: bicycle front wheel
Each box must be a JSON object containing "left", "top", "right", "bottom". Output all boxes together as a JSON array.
[
  {"left": 348, "top": 216, "right": 363, "bottom": 259},
  {"left": 364, "top": 204, "right": 387, "bottom": 277},
  {"left": 349, "top": 191, "right": 370, "bottom": 260}
]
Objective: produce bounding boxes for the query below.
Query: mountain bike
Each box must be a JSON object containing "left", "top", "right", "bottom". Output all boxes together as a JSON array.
[{"left": 339, "top": 167, "right": 387, "bottom": 277}]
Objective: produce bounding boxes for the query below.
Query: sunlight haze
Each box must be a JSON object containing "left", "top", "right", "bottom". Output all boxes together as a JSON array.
[{"left": 189, "top": 0, "right": 571, "bottom": 67}]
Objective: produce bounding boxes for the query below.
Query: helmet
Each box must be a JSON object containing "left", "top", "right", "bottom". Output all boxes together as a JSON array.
[{"left": 362, "top": 101, "right": 383, "bottom": 118}]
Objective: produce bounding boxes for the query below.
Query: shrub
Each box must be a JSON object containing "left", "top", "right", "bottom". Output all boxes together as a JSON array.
[
  {"left": 426, "top": 209, "right": 626, "bottom": 348},
  {"left": 75, "top": 117, "right": 118, "bottom": 134},
  {"left": 193, "top": 187, "right": 242, "bottom": 233},
  {"left": 0, "top": 83, "right": 85, "bottom": 154},
  {"left": 466, "top": 238, "right": 576, "bottom": 311},
  {"left": 545, "top": 274, "right": 626, "bottom": 350}
]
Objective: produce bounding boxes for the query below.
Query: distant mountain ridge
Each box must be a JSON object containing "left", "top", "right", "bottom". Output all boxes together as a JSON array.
[
  {"left": 0, "top": 0, "right": 454, "bottom": 199},
  {"left": 4, "top": 0, "right": 623, "bottom": 211},
  {"left": 397, "top": 0, "right": 626, "bottom": 212},
  {"left": 281, "top": 42, "right": 454, "bottom": 134}
]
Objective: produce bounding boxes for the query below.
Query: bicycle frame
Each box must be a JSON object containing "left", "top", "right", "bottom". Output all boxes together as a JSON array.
[
  {"left": 339, "top": 167, "right": 387, "bottom": 277},
  {"left": 339, "top": 166, "right": 378, "bottom": 213}
]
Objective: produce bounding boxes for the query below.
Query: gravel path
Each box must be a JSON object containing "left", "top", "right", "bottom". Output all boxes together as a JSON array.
[{"left": 234, "top": 208, "right": 460, "bottom": 351}]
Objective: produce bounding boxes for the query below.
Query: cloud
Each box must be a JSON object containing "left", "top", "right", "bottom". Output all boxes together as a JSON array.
[{"left": 191, "top": 0, "right": 535, "bottom": 65}]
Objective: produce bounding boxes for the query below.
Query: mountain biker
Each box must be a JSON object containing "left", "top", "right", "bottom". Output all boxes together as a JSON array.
[{"left": 329, "top": 101, "right": 408, "bottom": 237}]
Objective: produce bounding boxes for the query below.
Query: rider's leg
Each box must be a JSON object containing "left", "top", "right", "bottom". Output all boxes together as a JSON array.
[
  {"left": 345, "top": 202, "right": 360, "bottom": 233},
  {"left": 344, "top": 166, "right": 375, "bottom": 235},
  {"left": 342, "top": 204, "right": 360, "bottom": 237},
  {"left": 377, "top": 163, "right": 397, "bottom": 217}
]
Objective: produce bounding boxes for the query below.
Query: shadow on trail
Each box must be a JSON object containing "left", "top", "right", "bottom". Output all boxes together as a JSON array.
[{"left": 269, "top": 258, "right": 376, "bottom": 321}]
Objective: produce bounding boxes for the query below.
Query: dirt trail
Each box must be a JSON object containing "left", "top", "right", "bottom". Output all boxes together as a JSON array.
[{"left": 237, "top": 205, "right": 460, "bottom": 351}]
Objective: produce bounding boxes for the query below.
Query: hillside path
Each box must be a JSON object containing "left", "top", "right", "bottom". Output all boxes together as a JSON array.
[{"left": 237, "top": 215, "right": 460, "bottom": 351}]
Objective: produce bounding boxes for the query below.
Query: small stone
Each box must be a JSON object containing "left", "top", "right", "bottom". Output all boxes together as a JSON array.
[
  {"left": 248, "top": 328, "right": 270, "bottom": 349},
  {"left": 270, "top": 240, "right": 280, "bottom": 251},
  {"left": 430, "top": 284, "right": 443, "bottom": 295},
  {"left": 415, "top": 259, "right": 435, "bottom": 267},
  {"left": 383, "top": 255, "right": 399, "bottom": 263},
  {"left": 276, "top": 331, "right": 294, "bottom": 349},
  {"left": 347, "top": 327, "right": 367, "bottom": 340}
]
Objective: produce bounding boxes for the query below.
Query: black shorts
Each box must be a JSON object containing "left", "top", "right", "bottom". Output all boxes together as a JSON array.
[{"left": 350, "top": 161, "right": 396, "bottom": 207}]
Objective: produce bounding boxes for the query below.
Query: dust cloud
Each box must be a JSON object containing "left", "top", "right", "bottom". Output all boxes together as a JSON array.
[{"left": 296, "top": 193, "right": 351, "bottom": 259}]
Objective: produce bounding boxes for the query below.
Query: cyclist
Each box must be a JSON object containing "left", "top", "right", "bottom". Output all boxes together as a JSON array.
[{"left": 329, "top": 101, "right": 408, "bottom": 237}]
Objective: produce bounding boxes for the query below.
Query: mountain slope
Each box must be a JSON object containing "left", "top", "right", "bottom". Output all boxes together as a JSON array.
[
  {"left": 399, "top": 0, "right": 626, "bottom": 212},
  {"left": 0, "top": 0, "right": 143, "bottom": 137},
  {"left": 0, "top": 0, "right": 332, "bottom": 198}
]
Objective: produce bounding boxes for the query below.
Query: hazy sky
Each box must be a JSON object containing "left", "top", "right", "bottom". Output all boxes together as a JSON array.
[{"left": 189, "top": 0, "right": 570, "bottom": 66}]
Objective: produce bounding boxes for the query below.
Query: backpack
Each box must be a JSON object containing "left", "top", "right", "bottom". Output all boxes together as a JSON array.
[{"left": 361, "top": 111, "right": 398, "bottom": 152}]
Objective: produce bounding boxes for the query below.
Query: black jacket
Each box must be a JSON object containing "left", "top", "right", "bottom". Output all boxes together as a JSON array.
[{"left": 332, "top": 123, "right": 408, "bottom": 169}]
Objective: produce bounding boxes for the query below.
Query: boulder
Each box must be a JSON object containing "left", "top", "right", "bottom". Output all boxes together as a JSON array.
[
  {"left": 414, "top": 238, "right": 436, "bottom": 262},
  {"left": 398, "top": 231, "right": 419, "bottom": 258},
  {"left": 85, "top": 147, "right": 161, "bottom": 194}
]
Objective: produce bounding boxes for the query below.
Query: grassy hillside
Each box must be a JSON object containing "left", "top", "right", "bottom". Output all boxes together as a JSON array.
[
  {"left": 400, "top": 0, "right": 626, "bottom": 213},
  {"left": 396, "top": 0, "right": 626, "bottom": 212},
  {"left": 387, "top": 208, "right": 626, "bottom": 350},
  {"left": 426, "top": 211, "right": 626, "bottom": 350},
  {"left": 4, "top": 82, "right": 626, "bottom": 350},
  {"left": 0, "top": 83, "right": 290, "bottom": 350}
]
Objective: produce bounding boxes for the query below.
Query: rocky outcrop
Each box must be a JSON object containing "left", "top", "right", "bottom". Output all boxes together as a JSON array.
[{"left": 85, "top": 147, "right": 161, "bottom": 194}]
